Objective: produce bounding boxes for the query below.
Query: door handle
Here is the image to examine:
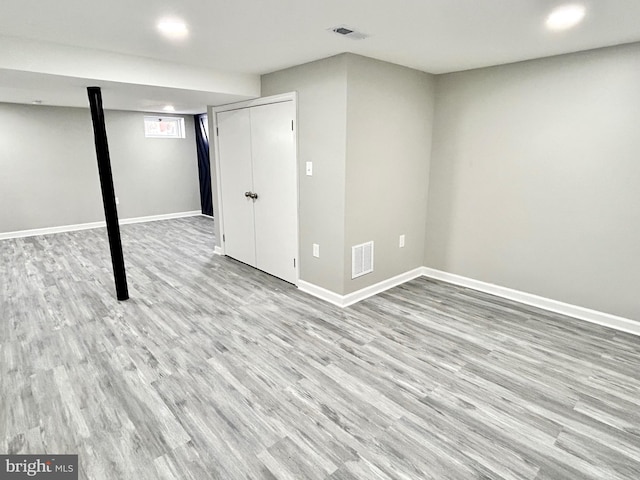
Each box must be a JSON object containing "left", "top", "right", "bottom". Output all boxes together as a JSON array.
[{"left": 244, "top": 191, "right": 259, "bottom": 200}]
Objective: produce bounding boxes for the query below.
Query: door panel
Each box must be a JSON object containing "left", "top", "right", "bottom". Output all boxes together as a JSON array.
[
  {"left": 250, "top": 101, "right": 298, "bottom": 284},
  {"left": 217, "top": 109, "right": 256, "bottom": 266}
]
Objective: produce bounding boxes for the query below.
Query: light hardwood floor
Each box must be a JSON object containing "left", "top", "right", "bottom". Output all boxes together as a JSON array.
[{"left": 1, "top": 216, "right": 639, "bottom": 479}]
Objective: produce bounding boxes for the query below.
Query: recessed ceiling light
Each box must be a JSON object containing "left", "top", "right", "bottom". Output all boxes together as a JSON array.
[
  {"left": 32, "top": 100, "right": 43, "bottom": 105},
  {"left": 546, "top": 4, "right": 586, "bottom": 31},
  {"left": 157, "top": 18, "right": 188, "bottom": 39},
  {"left": 163, "top": 105, "right": 175, "bottom": 112}
]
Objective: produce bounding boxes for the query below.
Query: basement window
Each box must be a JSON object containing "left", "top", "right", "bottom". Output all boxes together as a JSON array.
[{"left": 144, "top": 116, "right": 186, "bottom": 138}]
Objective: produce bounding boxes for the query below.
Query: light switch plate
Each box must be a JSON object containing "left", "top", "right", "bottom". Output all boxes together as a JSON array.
[
  {"left": 306, "top": 162, "right": 313, "bottom": 176},
  {"left": 399, "top": 234, "right": 405, "bottom": 248},
  {"left": 313, "top": 243, "right": 320, "bottom": 257}
]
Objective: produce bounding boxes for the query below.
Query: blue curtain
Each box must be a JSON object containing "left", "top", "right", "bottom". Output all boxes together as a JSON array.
[{"left": 194, "top": 114, "right": 213, "bottom": 216}]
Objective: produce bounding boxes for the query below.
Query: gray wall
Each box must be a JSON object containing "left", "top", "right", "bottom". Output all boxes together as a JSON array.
[
  {"left": 261, "top": 54, "right": 435, "bottom": 295},
  {"left": 425, "top": 43, "right": 640, "bottom": 321},
  {"left": 261, "top": 55, "right": 348, "bottom": 293},
  {"left": 104, "top": 110, "right": 200, "bottom": 219},
  {"left": 344, "top": 54, "right": 435, "bottom": 294},
  {"left": 0, "top": 103, "right": 200, "bottom": 234}
]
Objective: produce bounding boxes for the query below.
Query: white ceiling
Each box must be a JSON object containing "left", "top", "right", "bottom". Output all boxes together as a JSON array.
[{"left": 1, "top": 0, "right": 639, "bottom": 112}]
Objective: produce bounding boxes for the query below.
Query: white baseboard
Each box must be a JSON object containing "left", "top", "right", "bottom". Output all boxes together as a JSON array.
[
  {"left": 0, "top": 210, "right": 202, "bottom": 240},
  {"left": 297, "top": 265, "right": 639, "bottom": 337},
  {"left": 298, "top": 267, "right": 425, "bottom": 308},
  {"left": 214, "top": 246, "right": 223, "bottom": 255},
  {"left": 421, "top": 267, "right": 640, "bottom": 337},
  {"left": 119, "top": 211, "right": 202, "bottom": 226},
  {"left": 342, "top": 268, "right": 425, "bottom": 307},
  {"left": 298, "top": 281, "right": 346, "bottom": 307}
]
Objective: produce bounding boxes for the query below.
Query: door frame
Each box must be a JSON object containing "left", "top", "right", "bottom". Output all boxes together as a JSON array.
[{"left": 212, "top": 92, "right": 300, "bottom": 285}]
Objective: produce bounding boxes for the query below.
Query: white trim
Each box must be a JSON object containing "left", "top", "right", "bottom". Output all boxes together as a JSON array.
[
  {"left": 214, "top": 92, "right": 297, "bottom": 113},
  {"left": 0, "top": 211, "right": 201, "bottom": 240},
  {"left": 343, "top": 267, "right": 424, "bottom": 307},
  {"left": 120, "top": 211, "right": 201, "bottom": 225},
  {"left": 211, "top": 108, "right": 226, "bottom": 256},
  {"left": 298, "top": 267, "right": 425, "bottom": 308},
  {"left": 0, "top": 221, "right": 105, "bottom": 240},
  {"left": 292, "top": 93, "right": 300, "bottom": 286},
  {"left": 421, "top": 267, "right": 640, "bottom": 337},
  {"left": 214, "top": 246, "right": 223, "bottom": 255},
  {"left": 298, "top": 281, "right": 346, "bottom": 308},
  {"left": 298, "top": 265, "right": 639, "bottom": 336},
  {"left": 143, "top": 116, "right": 186, "bottom": 139}
]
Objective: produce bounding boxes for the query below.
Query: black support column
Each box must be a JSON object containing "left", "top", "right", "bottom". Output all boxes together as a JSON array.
[{"left": 87, "top": 86, "right": 129, "bottom": 301}]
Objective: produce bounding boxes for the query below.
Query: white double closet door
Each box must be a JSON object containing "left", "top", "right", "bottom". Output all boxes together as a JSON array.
[{"left": 217, "top": 99, "right": 298, "bottom": 284}]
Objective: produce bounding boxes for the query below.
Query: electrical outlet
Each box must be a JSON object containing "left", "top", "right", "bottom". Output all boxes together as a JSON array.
[
  {"left": 306, "top": 161, "right": 313, "bottom": 176},
  {"left": 399, "top": 234, "right": 405, "bottom": 248},
  {"left": 313, "top": 243, "right": 320, "bottom": 258}
]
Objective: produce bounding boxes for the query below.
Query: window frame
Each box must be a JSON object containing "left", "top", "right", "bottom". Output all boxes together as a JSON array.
[{"left": 143, "top": 116, "right": 186, "bottom": 139}]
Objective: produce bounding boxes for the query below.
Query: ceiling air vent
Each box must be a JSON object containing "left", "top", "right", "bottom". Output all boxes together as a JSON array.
[
  {"left": 352, "top": 241, "right": 374, "bottom": 279},
  {"left": 329, "top": 25, "right": 368, "bottom": 40}
]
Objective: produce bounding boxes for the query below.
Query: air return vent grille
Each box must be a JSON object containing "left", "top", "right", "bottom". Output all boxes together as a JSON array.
[
  {"left": 352, "top": 241, "right": 374, "bottom": 279},
  {"left": 328, "top": 25, "right": 369, "bottom": 40}
]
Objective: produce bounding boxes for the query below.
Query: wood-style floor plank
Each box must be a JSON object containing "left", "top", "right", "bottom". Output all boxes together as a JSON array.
[{"left": 1, "top": 216, "right": 639, "bottom": 479}]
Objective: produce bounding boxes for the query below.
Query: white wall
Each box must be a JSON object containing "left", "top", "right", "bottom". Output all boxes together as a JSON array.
[
  {"left": 425, "top": 43, "right": 640, "bottom": 321},
  {"left": 0, "top": 103, "right": 200, "bottom": 234}
]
